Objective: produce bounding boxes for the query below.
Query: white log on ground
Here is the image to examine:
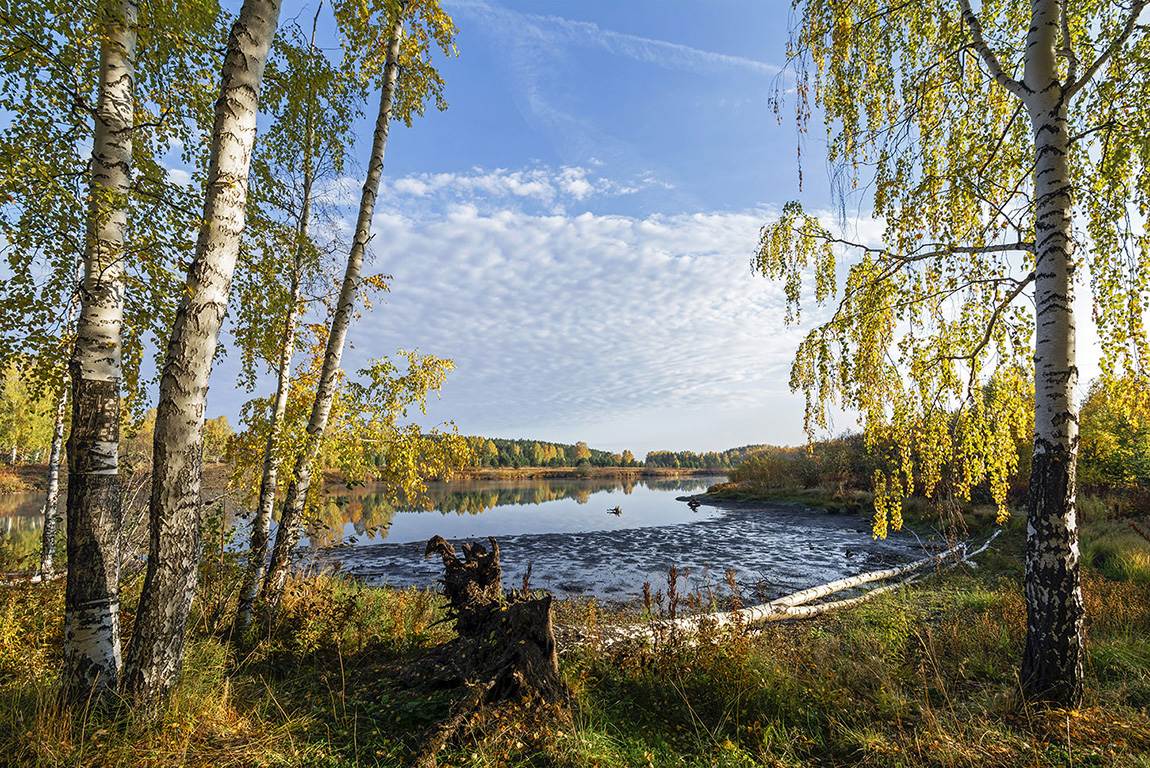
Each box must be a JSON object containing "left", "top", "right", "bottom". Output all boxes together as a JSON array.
[{"left": 562, "top": 530, "right": 1002, "bottom": 649}]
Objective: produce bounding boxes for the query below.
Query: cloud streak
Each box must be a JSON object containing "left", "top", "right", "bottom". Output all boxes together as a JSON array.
[
  {"left": 446, "top": 0, "right": 780, "bottom": 77},
  {"left": 383, "top": 165, "right": 668, "bottom": 208},
  {"left": 440, "top": 0, "right": 783, "bottom": 204}
]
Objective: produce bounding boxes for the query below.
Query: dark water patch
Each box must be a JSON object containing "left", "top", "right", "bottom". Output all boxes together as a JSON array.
[{"left": 311, "top": 498, "right": 924, "bottom": 602}]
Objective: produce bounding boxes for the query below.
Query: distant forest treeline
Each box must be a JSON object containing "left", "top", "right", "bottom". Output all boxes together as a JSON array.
[
  {"left": 459, "top": 436, "right": 638, "bottom": 468},
  {"left": 457, "top": 435, "right": 777, "bottom": 470},
  {"left": 643, "top": 445, "right": 774, "bottom": 469}
]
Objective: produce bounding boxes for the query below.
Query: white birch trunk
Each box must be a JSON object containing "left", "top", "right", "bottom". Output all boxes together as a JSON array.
[
  {"left": 233, "top": 11, "right": 323, "bottom": 635},
  {"left": 261, "top": 7, "right": 406, "bottom": 608},
  {"left": 39, "top": 379, "right": 68, "bottom": 577},
  {"left": 41, "top": 261, "right": 83, "bottom": 578},
  {"left": 1018, "top": 0, "right": 1085, "bottom": 705},
  {"left": 233, "top": 194, "right": 309, "bottom": 634},
  {"left": 120, "top": 0, "right": 282, "bottom": 708},
  {"left": 61, "top": 0, "right": 136, "bottom": 704}
]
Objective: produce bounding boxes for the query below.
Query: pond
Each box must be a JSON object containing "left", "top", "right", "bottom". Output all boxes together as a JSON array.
[{"left": 3, "top": 475, "right": 928, "bottom": 602}]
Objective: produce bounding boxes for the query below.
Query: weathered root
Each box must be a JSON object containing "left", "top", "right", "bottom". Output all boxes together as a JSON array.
[
  {"left": 409, "top": 679, "right": 496, "bottom": 768},
  {"left": 424, "top": 535, "right": 502, "bottom": 634},
  {"left": 410, "top": 536, "right": 569, "bottom": 767}
]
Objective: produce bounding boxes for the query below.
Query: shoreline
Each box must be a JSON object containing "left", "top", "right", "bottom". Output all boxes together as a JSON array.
[
  {"left": 444, "top": 466, "right": 728, "bottom": 481},
  {"left": 3, "top": 462, "right": 728, "bottom": 496}
]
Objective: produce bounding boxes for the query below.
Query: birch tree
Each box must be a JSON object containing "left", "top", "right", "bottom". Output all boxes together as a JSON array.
[
  {"left": 40, "top": 264, "right": 81, "bottom": 578},
  {"left": 1, "top": 1, "right": 221, "bottom": 406},
  {"left": 259, "top": 0, "right": 456, "bottom": 609},
  {"left": 230, "top": 340, "right": 464, "bottom": 557},
  {"left": 59, "top": 0, "right": 137, "bottom": 703},
  {"left": 759, "top": 1, "right": 1150, "bottom": 705},
  {"left": 231, "top": 10, "right": 365, "bottom": 632},
  {"left": 119, "top": 0, "right": 283, "bottom": 708},
  {"left": 1, "top": 2, "right": 221, "bottom": 689}
]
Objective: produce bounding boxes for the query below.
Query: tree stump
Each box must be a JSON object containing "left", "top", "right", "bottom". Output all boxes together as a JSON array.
[{"left": 411, "top": 536, "right": 568, "bottom": 766}]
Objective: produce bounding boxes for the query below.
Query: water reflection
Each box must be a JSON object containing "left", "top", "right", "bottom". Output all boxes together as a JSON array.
[
  {"left": 3, "top": 476, "right": 929, "bottom": 602},
  {"left": 302, "top": 476, "right": 722, "bottom": 547},
  {"left": 1, "top": 476, "right": 724, "bottom": 556}
]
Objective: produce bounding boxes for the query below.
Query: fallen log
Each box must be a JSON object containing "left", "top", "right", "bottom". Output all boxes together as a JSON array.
[{"left": 558, "top": 530, "right": 1001, "bottom": 649}]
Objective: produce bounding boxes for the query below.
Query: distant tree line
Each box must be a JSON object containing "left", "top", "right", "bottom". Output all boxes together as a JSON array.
[
  {"left": 643, "top": 445, "right": 774, "bottom": 469},
  {"left": 730, "top": 375, "right": 1150, "bottom": 505},
  {"left": 459, "top": 436, "right": 638, "bottom": 468}
]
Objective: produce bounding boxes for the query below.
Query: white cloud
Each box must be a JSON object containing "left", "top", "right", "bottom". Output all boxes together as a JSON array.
[
  {"left": 331, "top": 203, "right": 817, "bottom": 453},
  {"left": 167, "top": 167, "right": 192, "bottom": 187},
  {"left": 381, "top": 165, "right": 664, "bottom": 210},
  {"left": 446, "top": 0, "right": 780, "bottom": 77}
]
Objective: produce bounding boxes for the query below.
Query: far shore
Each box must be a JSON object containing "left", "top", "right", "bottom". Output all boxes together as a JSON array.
[
  {"left": 443, "top": 466, "right": 729, "bottom": 482},
  {"left": 2, "top": 462, "right": 729, "bottom": 496}
]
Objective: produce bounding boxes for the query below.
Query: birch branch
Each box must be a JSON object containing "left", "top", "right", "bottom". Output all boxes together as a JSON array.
[
  {"left": 1066, "top": 0, "right": 1147, "bottom": 98},
  {"left": 958, "top": 0, "right": 1029, "bottom": 100}
]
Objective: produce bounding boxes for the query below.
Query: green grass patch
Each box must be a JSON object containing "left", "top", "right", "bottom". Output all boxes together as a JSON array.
[{"left": 2, "top": 516, "right": 1150, "bottom": 767}]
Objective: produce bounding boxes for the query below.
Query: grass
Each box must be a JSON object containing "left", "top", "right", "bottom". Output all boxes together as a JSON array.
[{"left": 2, "top": 511, "right": 1149, "bottom": 767}]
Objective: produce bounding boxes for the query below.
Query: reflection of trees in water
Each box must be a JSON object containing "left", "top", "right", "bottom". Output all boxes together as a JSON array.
[
  {"left": 305, "top": 493, "right": 396, "bottom": 548},
  {"left": 0, "top": 494, "right": 40, "bottom": 515},
  {"left": 305, "top": 476, "right": 723, "bottom": 545},
  {"left": 642, "top": 478, "right": 716, "bottom": 492},
  {"left": 2, "top": 512, "right": 44, "bottom": 563}
]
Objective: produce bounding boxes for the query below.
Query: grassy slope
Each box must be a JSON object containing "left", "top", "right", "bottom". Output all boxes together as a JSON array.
[{"left": 1, "top": 507, "right": 1149, "bottom": 767}]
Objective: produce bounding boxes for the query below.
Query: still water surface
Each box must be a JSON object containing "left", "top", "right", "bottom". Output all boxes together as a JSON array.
[
  {"left": 299, "top": 475, "right": 725, "bottom": 547},
  {"left": 0, "top": 475, "right": 722, "bottom": 554},
  {"left": 3, "top": 475, "right": 926, "bottom": 600}
]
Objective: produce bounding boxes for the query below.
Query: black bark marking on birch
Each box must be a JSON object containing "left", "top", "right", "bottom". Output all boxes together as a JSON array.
[
  {"left": 1020, "top": 54, "right": 1083, "bottom": 705},
  {"left": 62, "top": 371, "right": 123, "bottom": 704},
  {"left": 1021, "top": 440, "right": 1085, "bottom": 705}
]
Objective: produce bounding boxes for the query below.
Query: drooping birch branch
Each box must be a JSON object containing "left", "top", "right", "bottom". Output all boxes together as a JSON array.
[{"left": 1066, "top": 0, "right": 1148, "bottom": 97}]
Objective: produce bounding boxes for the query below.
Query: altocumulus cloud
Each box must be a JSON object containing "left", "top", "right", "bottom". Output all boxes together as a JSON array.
[
  {"left": 337, "top": 181, "right": 814, "bottom": 449},
  {"left": 382, "top": 165, "right": 668, "bottom": 212}
]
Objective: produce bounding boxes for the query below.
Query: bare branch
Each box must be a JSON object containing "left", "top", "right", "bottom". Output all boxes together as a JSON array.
[
  {"left": 1067, "top": 0, "right": 1148, "bottom": 97},
  {"left": 977, "top": 101, "right": 1025, "bottom": 180},
  {"left": 802, "top": 229, "right": 1036, "bottom": 263},
  {"left": 940, "top": 271, "right": 1036, "bottom": 393},
  {"left": 958, "top": 0, "right": 1029, "bottom": 100},
  {"left": 1069, "top": 119, "right": 1119, "bottom": 145}
]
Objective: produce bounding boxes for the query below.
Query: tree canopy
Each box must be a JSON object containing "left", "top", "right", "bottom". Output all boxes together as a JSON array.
[
  {"left": 758, "top": 0, "right": 1150, "bottom": 705},
  {"left": 758, "top": 0, "right": 1149, "bottom": 535}
]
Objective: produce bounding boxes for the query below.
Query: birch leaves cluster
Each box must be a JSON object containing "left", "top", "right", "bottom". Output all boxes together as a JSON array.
[
  {"left": 0, "top": 0, "right": 221, "bottom": 408},
  {"left": 757, "top": 1, "right": 1150, "bottom": 538}
]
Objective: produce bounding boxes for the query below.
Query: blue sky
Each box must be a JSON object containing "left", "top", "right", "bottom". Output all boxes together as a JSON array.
[
  {"left": 206, "top": 0, "right": 1101, "bottom": 458},
  {"left": 205, "top": 0, "right": 836, "bottom": 458}
]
